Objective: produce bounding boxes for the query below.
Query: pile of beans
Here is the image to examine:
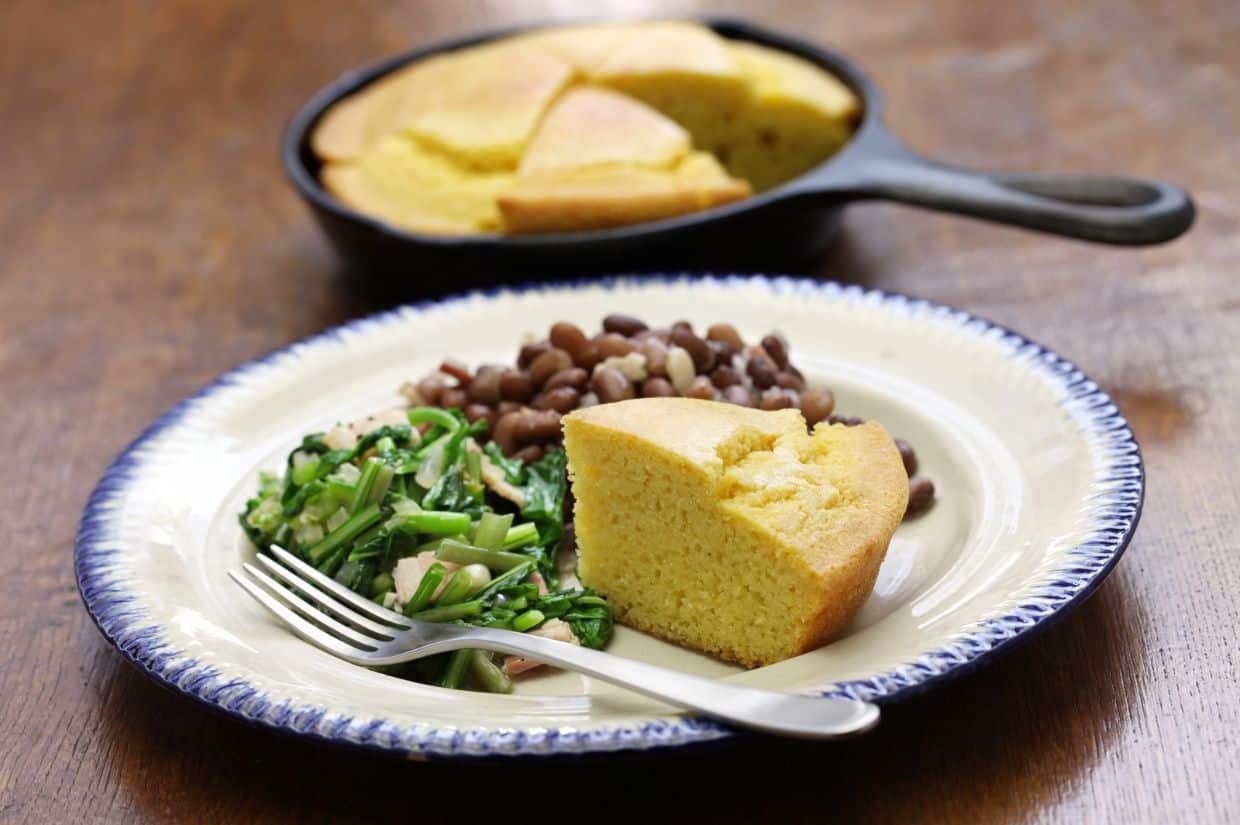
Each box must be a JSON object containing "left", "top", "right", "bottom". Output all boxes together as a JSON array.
[{"left": 403, "top": 315, "right": 935, "bottom": 519}]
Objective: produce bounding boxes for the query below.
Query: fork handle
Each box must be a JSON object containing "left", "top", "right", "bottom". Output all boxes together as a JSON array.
[{"left": 438, "top": 629, "right": 879, "bottom": 739}]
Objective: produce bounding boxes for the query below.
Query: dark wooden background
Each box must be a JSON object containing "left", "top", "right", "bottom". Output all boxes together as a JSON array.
[{"left": 3, "top": 1, "right": 1237, "bottom": 822}]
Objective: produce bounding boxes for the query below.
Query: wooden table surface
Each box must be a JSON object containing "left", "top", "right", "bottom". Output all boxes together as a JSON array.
[{"left": 3, "top": 0, "right": 1237, "bottom": 822}]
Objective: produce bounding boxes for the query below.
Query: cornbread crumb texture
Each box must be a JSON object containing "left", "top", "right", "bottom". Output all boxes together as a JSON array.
[
  {"left": 564, "top": 398, "right": 907, "bottom": 668},
  {"left": 312, "top": 21, "right": 859, "bottom": 234}
]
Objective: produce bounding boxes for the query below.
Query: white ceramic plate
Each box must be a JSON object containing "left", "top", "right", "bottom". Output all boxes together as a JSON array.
[{"left": 76, "top": 276, "right": 1142, "bottom": 759}]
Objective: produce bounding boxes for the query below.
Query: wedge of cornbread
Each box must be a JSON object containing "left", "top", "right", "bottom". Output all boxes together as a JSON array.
[
  {"left": 321, "top": 134, "right": 514, "bottom": 234},
  {"left": 517, "top": 86, "right": 693, "bottom": 175},
  {"left": 714, "top": 42, "right": 860, "bottom": 191},
  {"left": 563, "top": 398, "right": 907, "bottom": 667},
  {"left": 499, "top": 86, "right": 750, "bottom": 232}
]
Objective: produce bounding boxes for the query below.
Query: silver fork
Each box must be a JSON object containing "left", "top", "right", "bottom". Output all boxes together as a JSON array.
[{"left": 230, "top": 545, "right": 879, "bottom": 739}]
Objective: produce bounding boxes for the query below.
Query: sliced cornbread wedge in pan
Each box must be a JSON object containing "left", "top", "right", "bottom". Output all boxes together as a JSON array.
[{"left": 500, "top": 87, "right": 749, "bottom": 233}]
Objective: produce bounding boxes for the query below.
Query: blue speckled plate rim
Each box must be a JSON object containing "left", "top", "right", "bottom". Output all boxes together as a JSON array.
[{"left": 74, "top": 273, "right": 1144, "bottom": 760}]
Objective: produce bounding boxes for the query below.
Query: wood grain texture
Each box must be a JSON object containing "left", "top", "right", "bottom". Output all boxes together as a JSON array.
[{"left": 1, "top": 0, "right": 1237, "bottom": 822}]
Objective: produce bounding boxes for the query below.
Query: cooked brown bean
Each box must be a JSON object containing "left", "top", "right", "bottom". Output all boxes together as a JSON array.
[
  {"left": 591, "top": 366, "right": 636, "bottom": 403},
  {"left": 829, "top": 414, "right": 864, "bottom": 427},
  {"left": 602, "top": 314, "right": 648, "bottom": 336},
  {"left": 670, "top": 327, "right": 715, "bottom": 372},
  {"left": 499, "top": 370, "right": 534, "bottom": 402},
  {"left": 708, "top": 339, "right": 738, "bottom": 361},
  {"left": 575, "top": 344, "right": 602, "bottom": 370},
  {"left": 464, "top": 403, "right": 496, "bottom": 430},
  {"left": 723, "top": 385, "right": 754, "bottom": 406},
  {"left": 529, "top": 348, "right": 573, "bottom": 388},
  {"left": 497, "top": 400, "right": 521, "bottom": 416},
  {"left": 544, "top": 367, "right": 588, "bottom": 390},
  {"left": 440, "top": 386, "right": 468, "bottom": 410},
  {"left": 493, "top": 409, "right": 562, "bottom": 454},
  {"left": 759, "top": 387, "right": 796, "bottom": 410},
  {"left": 706, "top": 322, "right": 745, "bottom": 352},
  {"left": 775, "top": 370, "right": 806, "bottom": 392},
  {"left": 686, "top": 376, "right": 716, "bottom": 400},
  {"left": 895, "top": 438, "right": 918, "bottom": 476},
  {"left": 439, "top": 359, "right": 472, "bottom": 384},
  {"left": 905, "top": 477, "right": 935, "bottom": 518},
  {"left": 466, "top": 367, "right": 502, "bottom": 405},
  {"left": 416, "top": 373, "right": 447, "bottom": 405},
  {"left": 711, "top": 364, "right": 742, "bottom": 388},
  {"left": 641, "top": 377, "right": 675, "bottom": 397},
  {"left": 746, "top": 348, "right": 778, "bottom": 388},
  {"left": 638, "top": 337, "right": 669, "bottom": 376},
  {"left": 532, "top": 386, "right": 581, "bottom": 413},
  {"left": 594, "top": 332, "right": 634, "bottom": 359},
  {"left": 549, "top": 321, "right": 591, "bottom": 361},
  {"left": 799, "top": 387, "right": 836, "bottom": 425},
  {"left": 517, "top": 341, "right": 551, "bottom": 369},
  {"left": 761, "top": 334, "right": 789, "bottom": 369},
  {"left": 512, "top": 445, "right": 545, "bottom": 463},
  {"left": 670, "top": 320, "right": 694, "bottom": 336}
]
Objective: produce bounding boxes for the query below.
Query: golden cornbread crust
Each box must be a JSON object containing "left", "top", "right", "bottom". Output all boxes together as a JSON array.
[
  {"left": 564, "top": 398, "right": 907, "bottom": 668},
  {"left": 310, "top": 21, "right": 859, "bottom": 235}
]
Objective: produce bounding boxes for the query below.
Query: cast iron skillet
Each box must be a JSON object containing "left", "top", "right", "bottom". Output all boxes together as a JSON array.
[{"left": 283, "top": 18, "right": 1195, "bottom": 286}]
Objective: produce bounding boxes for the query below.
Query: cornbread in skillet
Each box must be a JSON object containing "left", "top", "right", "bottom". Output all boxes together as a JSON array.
[
  {"left": 312, "top": 20, "right": 860, "bottom": 234},
  {"left": 321, "top": 135, "right": 514, "bottom": 234},
  {"left": 499, "top": 86, "right": 750, "bottom": 232},
  {"left": 563, "top": 398, "right": 907, "bottom": 667}
]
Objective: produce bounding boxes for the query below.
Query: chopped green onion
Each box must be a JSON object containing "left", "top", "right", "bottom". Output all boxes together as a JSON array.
[
  {"left": 323, "top": 479, "right": 355, "bottom": 500},
  {"left": 365, "top": 463, "right": 394, "bottom": 508},
  {"left": 408, "top": 407, "right": 462, "bottom": 432},
  {"left": 325, "top": 507, "right": 349, "bottom": 532},
  {"left": 435, "top": 568, "right": 474, "bottom": 606},
  {"left": 502, "top": 595, "right": 528, "bottom": 612},
  {"left": 334, "top": 560, "right": 363, "bottom": 587},
  {"left": 316, "top": 545, "right": 347, "bottom": 577},
  {"left": 328, "top": 462, "right": 362, "bottom": 485},
  {"left": 349, "top": 458, "right": 385, "bottom": 514},
  {"left": 471, "top": 560, "right": 535, "bottom": 602},
  {"left": 391, "top": 498, "right": 423, "bottom": 515},
  {"left": 409, "top": 599, "right": 483, "bottom": 623},
  {"left": 390, "top": 510, "right": 472, "bottom": 536},
  {"left": 468, "top": 650, "right": 512, "bottom": 694},
  {"left": 306, "top": 502, "right": 382, "bottom": 565},
  {"left": 404, "top": 562, "right": 446, "bottom": 616},
  {"left": 414, "top": 438, "right": 447, "bottom": 489},
  {"left": 512, "top": 609, "right": 546, "bottom": 633},
  {"left": 290, "top": 454, "right": 322, "bottom": 486},
  {"left": 413, "top": 536, "right": 467, "bottom": 555},
  {"left": 440, "top": 649, "right": 472, "bottom": 689},
  {"left": 478, "top": 607, "right": 516, "bottom": 629},
  {"left": 374, "top": 436, "right": 396, "bottom": 455},
  {"left": 472, "top": 512, "right": 513, "bottom": 551},
  {"left": 465, "top": 450, "right": 482, "bottom": 485},
  {"left": 434, "top": 539, "right": 530, "bottom": 572},
  {"left": 501, "top": 522, "right": 539, "bottom": 550},
  {"left": 371, "top": 572, "right": 394, "bottom": 596},
  {"left": 293, "top": 523, "right": 324, "bottom": 548}
]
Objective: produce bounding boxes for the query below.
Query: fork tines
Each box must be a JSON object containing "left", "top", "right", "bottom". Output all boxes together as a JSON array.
[{"left": 229, "top": 545, "right": 410, "bottom": 664}]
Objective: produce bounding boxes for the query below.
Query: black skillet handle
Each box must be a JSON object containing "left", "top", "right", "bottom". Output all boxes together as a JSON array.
[{"left": 795, "top": 128, "right": 1195, "bottom": 245}]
